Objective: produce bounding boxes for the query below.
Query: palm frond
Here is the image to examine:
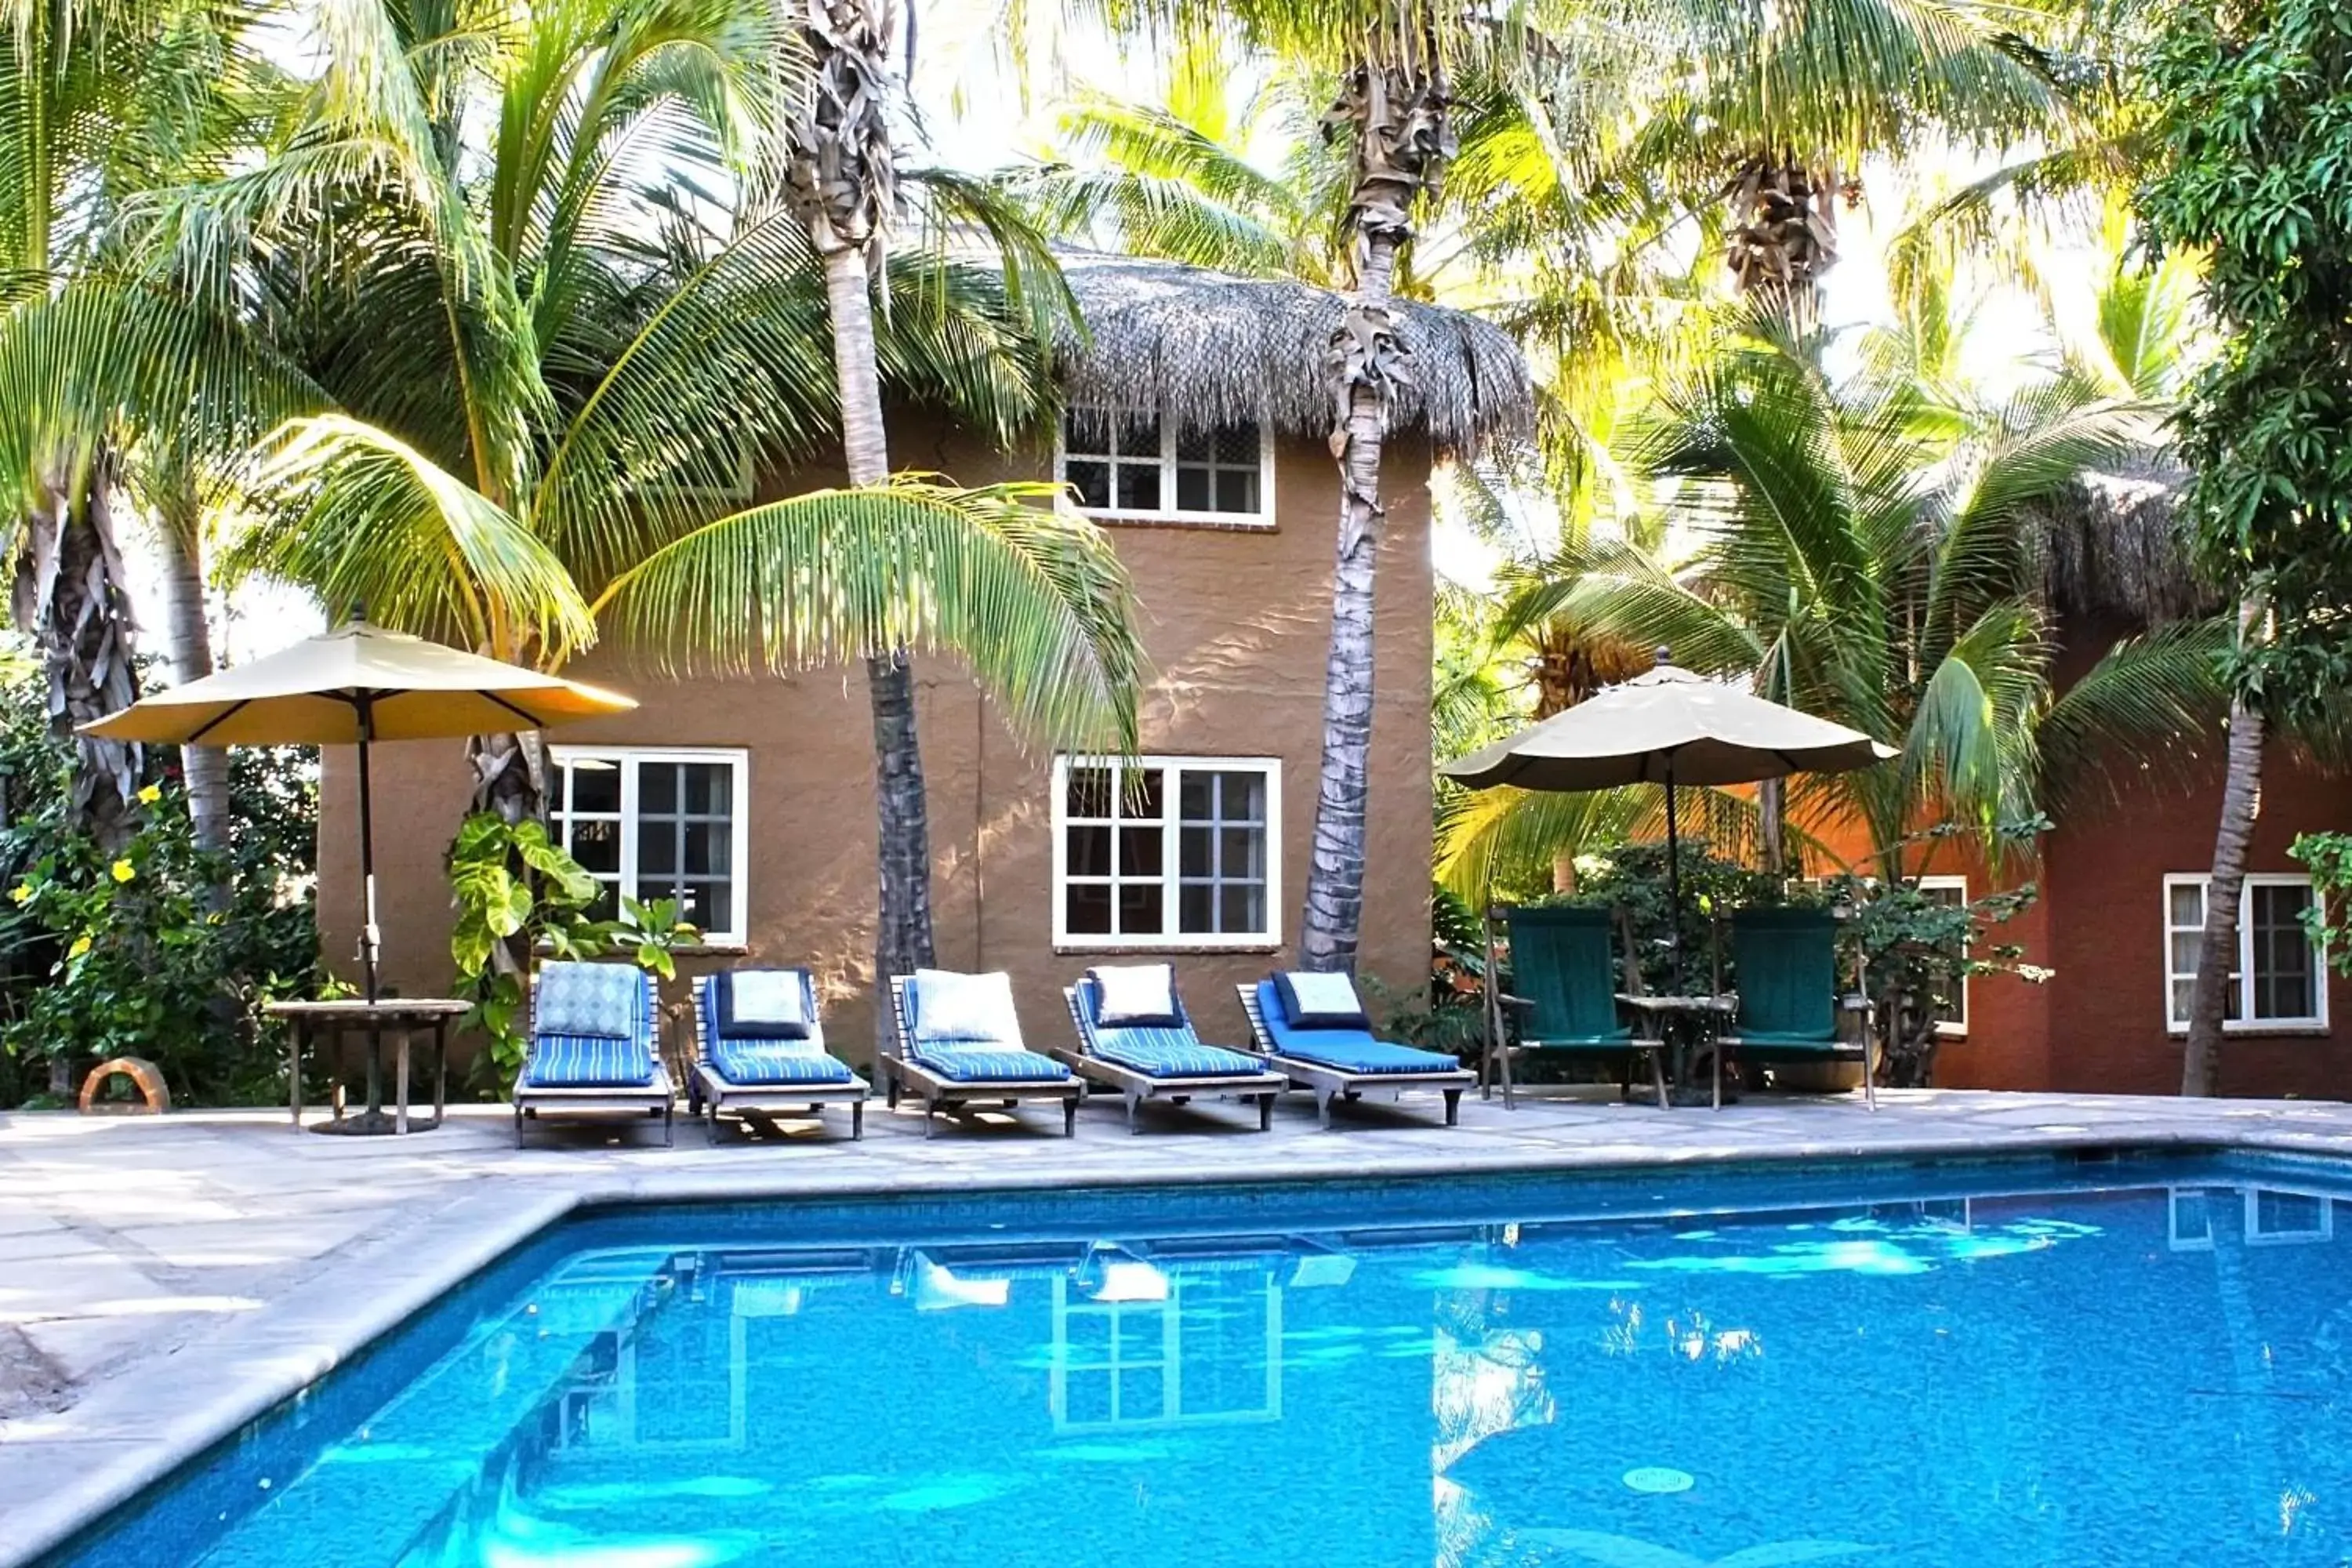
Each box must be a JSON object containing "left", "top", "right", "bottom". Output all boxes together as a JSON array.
[
  {"left": 595, "top": 477, "right": 1147, "bottom": 755},
  {"left": 227, "top": 413, "right": 595, "bottom": 662}
]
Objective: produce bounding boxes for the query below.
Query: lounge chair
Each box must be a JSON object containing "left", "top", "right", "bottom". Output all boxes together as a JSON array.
[
  {"left": 1713, "top": 906, "right": 1876, "bottom": 1110},
  {"left": 1487, "top": 905, "right": 1668, "bottom": 1110},
  {"left": 1056, "top": 964, "right": 1290, "bottom": 1133},
  {"left": 513, "top": 960, "right": 674, "bottom": 1147},
  {"left": 688, "top": 969, "right": 870, "bottom": 1142},
  {"left": 884, "top": 970, "right": 1085, "bottom": 1138},
  {"left": 1236, "top": 973, "right": 1475, "bottom": 1129}
]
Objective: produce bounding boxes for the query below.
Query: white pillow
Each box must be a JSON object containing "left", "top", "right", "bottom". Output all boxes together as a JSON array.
[
  {"left": 1283, "top": 970, "right": 1364, "bottom": 1022},
  {"left": 1091, "top": 963, "right": 1180, "bottom": 1027},
  {"left": 911, "top": 969, "right": 1022, "bottom": 1047}
]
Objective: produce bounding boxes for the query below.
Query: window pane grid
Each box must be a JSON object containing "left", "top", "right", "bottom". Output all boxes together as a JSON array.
[
  {"left": 2164, "top": 875, "right": 2319, "bottom": 1029},
  {"left": 550, "top": 750, "right": 744, "bottom": 943},
  {"left": 1060, "top": 759, "right": 1276, "bottom": 946},
  {"left": 1062, "top": 406, "right": 1266, "bottom": 521}
]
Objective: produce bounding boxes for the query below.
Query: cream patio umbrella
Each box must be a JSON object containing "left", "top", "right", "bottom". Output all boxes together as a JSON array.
[
  {"left": 1441, "top": 650, "right": 1896, "bottom": 980},
  {"left": 82, "top": 618, "right": 636, "bottom": 1001}
]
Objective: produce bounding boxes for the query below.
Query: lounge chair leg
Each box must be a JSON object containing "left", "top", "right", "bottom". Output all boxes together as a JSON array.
[
  {"left": 1713, "top": 1045, "right": 1723, "bottom": 1111},
  {"left": 1065, "top": 1097, "right": 1079, "bottom": 1138},
  {"left": 851, "top": 1101, "right": 866, "bottom": 1140},
  {"left": 1126, "top": 1093, "right": 1141, "bottom": 1134},
  {"left": 1444, "top": 1089, "right": 1462, "bottom": 1127},
  {"left": 923, "top": 1102, "right": 936, "bottom": 1140},
  {"left": 663, "top": 1102, "right": 673, "bottom": 1147},
  {"left": 706, "top": 1103, "right": 720, "bottom": 1145},
  {"left": 514, "top": 1103, "right": 524, "bottom": 1149},
  {"left": 1257, "top": 1093, "right": 1274, "bottom": 1132},
  {"left": 886, "top": 1075, "right": 900, "bottom": 1111},
  {"left": 1315, "top": 1088, "right": 1334, "bottom": 1131},
  {"left": 1650, "top": 1047, "right": 1671, "bottom": 1112}
]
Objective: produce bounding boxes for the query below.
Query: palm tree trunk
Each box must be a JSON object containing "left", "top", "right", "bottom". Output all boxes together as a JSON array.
[
  {"left": 12, "top": 468, "right": 140, "bottom": 850},
  {"left": 2183, "top": 620, "right": 2266, "bottom": 1096},
  {"left": 1301, "top": 237, "right": 1399, "bottom": 973},
  {"left": 153, "top": 498, "right": 230, "bottom": 854},
  {"left": 820, "top": 239, "right": 936, "bottom": 1043},
  {"left": 1298, "top": 41, "right": 1452, "bottom": 974}
]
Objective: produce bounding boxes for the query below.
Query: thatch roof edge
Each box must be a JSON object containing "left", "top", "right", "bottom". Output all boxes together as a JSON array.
[{"left": 1047, "top": 250, "right": 1534, "bottom": 460}]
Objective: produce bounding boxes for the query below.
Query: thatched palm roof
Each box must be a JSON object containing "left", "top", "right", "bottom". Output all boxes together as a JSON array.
[
  {"left": 2027, "top": 456, "right": 2219, "bottom": 628},
  {"left": 1051, "top": 250, "right": 1534, "bottom": 459}
]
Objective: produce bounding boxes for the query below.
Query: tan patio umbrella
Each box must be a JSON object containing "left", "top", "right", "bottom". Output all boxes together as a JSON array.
[
  {"left": 1442, "top": 649, "right": 1896, "bottom": 979},
  {"left": 82, "top": 618, "right": 635, "bottom": 1000}
]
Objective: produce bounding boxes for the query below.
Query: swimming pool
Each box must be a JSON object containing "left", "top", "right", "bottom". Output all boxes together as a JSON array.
[{"left": 46, "top": 1152, "right": 2352, "bottom": 1567}]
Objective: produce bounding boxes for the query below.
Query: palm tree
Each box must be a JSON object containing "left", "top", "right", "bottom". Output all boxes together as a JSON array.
[
  {"left": 781, "top": 0, "right": 946, "bottom": 1037},
  {"left": 1472, "top": 299, "right": 2221, "bottom": 882},
  {"left": 103, "top": 0, "right": 1146, "bottom": 1014},
  {"left": 0, "top": 0, "right": 289, "bottom": 845}
]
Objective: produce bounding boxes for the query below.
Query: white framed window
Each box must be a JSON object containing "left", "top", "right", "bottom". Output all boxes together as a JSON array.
[
  {"left": 1051, "top": 756, "right": 1280, "bottom": 949},
  {"left": 1916, "top": 875, "right": 1969, "bottom": 1036},
  {"left": 549, "top": 746, "right": 750, "bottom": 946},
  {"left": 2162, "top": 873, "right": 2326, "bottom": 1033},
  {"left": 1056, "top": 405, "right": 1273, "bottom": 525}
]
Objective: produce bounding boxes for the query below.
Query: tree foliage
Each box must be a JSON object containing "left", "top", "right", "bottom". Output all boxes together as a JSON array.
[{"left": 2140, "top": 0, "right": 2352, "bottom": 715}]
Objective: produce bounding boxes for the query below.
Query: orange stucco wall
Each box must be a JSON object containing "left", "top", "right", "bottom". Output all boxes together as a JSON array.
[{"left": 317, "top": 428, "right": 1438, "bottom": 1069}]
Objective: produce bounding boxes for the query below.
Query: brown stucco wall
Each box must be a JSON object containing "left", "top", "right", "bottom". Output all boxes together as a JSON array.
[{"left": 318, "top": 428, "right": 1437, "bottom": 1071}]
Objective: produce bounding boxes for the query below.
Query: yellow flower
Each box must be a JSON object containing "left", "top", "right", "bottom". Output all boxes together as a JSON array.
[
  {"left": 8, "top": 884, "right": 29, "bottom": 905},
  {"left": 136, "top": 784, "right": 162, "bottom": 805},
  {"left": 109, "top": 858, "right": 135, "bottom": 884},
  {"left": 67, "top": 935, "right": 90, "bottom": 961}
]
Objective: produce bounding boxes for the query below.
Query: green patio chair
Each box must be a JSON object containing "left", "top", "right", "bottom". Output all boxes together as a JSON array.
[
  {"left": 1486, "top": 905, "right": 1667, "bottom": 1110},
  {"left": 1714, "top": 906, "right": 1875, "bottom": 1110}
]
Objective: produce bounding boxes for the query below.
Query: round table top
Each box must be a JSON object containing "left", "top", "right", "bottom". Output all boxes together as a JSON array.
[
  {"left": 264, "top": 998, "right": 472, "bottom": 1020},
  {"left": 1615, "top": 993, "right": 1736, "bottom": 1011}
]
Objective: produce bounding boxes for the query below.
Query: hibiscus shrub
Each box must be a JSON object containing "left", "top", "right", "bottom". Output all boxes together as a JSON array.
[{"left": 0, "top": 675, "right": 321, "bottom": 1107}]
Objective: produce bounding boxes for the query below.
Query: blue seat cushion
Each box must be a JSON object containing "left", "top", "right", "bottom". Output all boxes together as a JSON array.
[
  {"left": 1091, "top": 1025, "right": 1269, "bottom": 1079},
  {"left": 1254, "top": 982, "right": 1461, "bottom": 1074},
  {"left": 707, "top": 1040, "right": 856, "bottom": 1086},
  {"left": 524, "top": 1034, "right": 659, "bottom": 1088},
  {"left": 913, "top": 1047, "right": 1073, "bottom": 1083}
]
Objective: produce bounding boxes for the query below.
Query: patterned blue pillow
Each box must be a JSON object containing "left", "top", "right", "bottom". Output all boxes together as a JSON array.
[{"left": 535, "top": 962, "right": 645, "bottom": 1040}]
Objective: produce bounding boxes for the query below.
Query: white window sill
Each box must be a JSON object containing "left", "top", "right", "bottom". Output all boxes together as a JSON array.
[
  {"left": 2167, "top": 1023, "right": 2332, "bottom": 1039},
  {"left": 1054, "top": 941, "right": 1281, "bottom": 956},
  {"left": 1074, "top": 510, "right": 1276, "bottom": 532}
]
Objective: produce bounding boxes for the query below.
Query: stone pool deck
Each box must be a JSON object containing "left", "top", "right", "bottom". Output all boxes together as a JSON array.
[{"left": 7, "top": 1084, "right": 2352, "bottom": 1563}]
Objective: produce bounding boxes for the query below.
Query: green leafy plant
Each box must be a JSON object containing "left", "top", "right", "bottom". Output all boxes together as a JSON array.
[
  {"left": 446, "top": 812, "right": 699, "bottom": 1088},
  {"left": 2290, "top": 833, "right": 2352, "bottom": 971},
  {"left": 1817, "top": 873, "right": 2048, "bottom": 1088}
]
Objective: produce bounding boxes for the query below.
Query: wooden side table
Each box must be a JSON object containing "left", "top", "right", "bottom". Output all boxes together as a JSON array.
[{"left": 267, "top": 999, "right": 472, "bottom": 1135}]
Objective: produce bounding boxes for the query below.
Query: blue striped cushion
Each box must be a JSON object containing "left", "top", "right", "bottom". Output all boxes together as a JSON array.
[
  {"left": 1253, "top": 982, "right": 1462, "bottom": 1074},
  {"left": 1092, "top": 1025, "right": 1269, "bottom": 1078},
  {"left": 524, "top": 1033, "right": 658, "bottom": 1087},
  {"left": 914, "top": 1047, "right": 1072, "bottom": 1083},
  {"left": 709, "top": 1040, "right": 856, "bottom": 1085}
]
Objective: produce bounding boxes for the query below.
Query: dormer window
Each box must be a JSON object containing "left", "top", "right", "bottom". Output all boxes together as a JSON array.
[{"left": 1058, "top": 407, "right": 1272, "bottom": 526}]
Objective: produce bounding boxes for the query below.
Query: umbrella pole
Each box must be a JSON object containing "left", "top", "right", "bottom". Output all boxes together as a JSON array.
[
  {"left": 1664, "top": 762, "right": 1682, "bottom": 993},
  {"left": 358, "top": 705, "right": 381, "bottom": 1004}
]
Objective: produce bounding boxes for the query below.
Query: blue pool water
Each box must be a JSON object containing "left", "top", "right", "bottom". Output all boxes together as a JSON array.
[{"left": 51, "top": 1153, "right": 2352, "bottom": 1567}]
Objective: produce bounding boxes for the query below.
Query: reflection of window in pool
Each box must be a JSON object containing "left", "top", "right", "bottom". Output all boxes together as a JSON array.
[
  {"left": 1051, "top": 1263, "right": 1283, "bottom": 1430},
  {"left": 2246, "top": 1188, "right": 2335, "bottom": 1246},
  {"left": 2169, "top": 1189, "right": 2215, "bottom": 1253}
]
